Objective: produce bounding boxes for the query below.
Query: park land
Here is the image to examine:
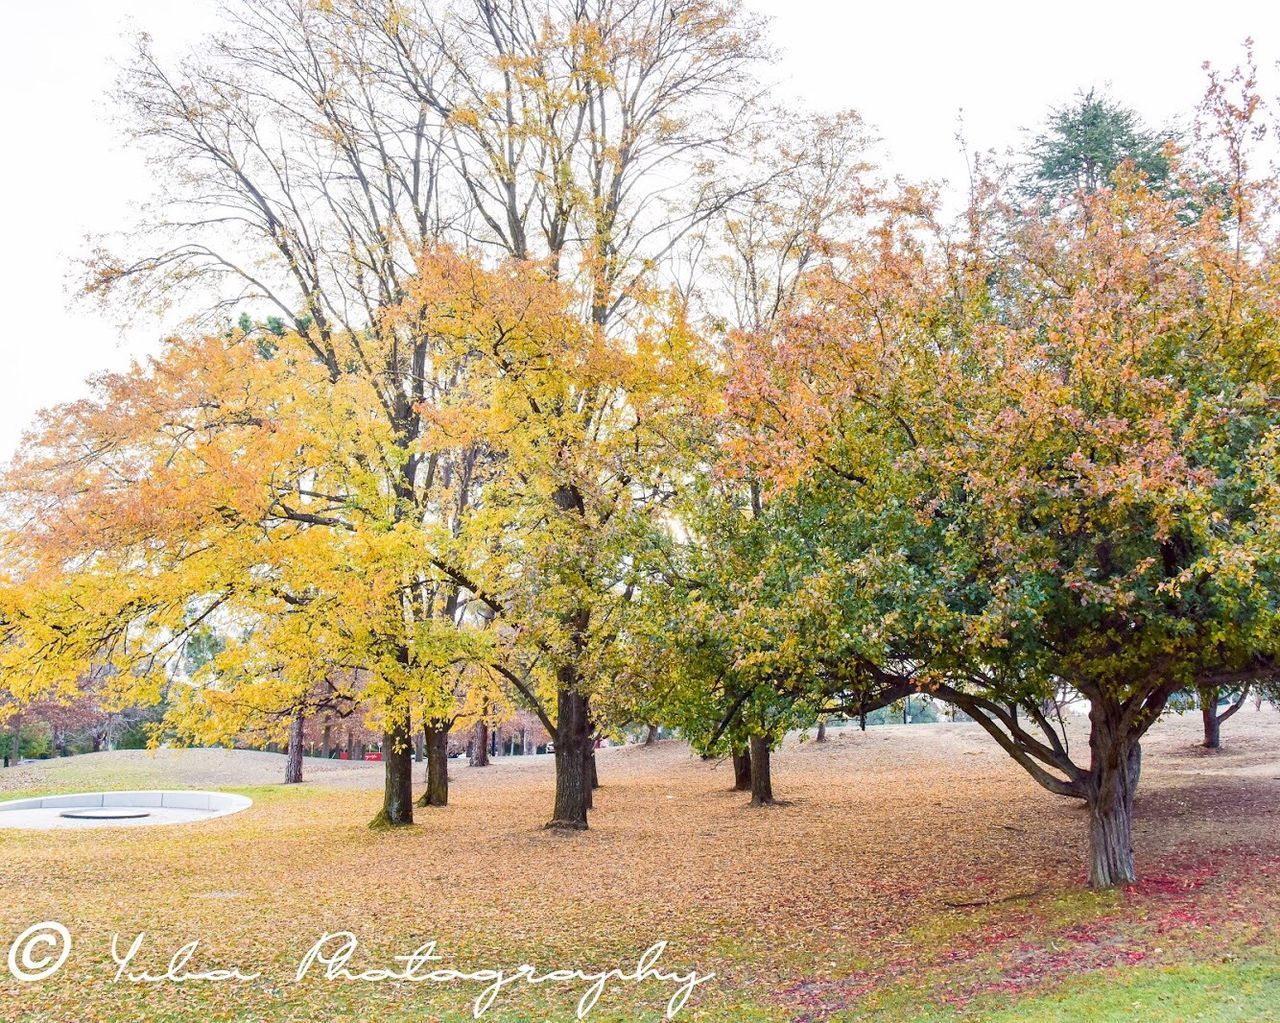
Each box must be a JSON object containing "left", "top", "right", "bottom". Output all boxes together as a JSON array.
[{"left": 1, "top": 708, "right": 1278, "bottom": 1022}]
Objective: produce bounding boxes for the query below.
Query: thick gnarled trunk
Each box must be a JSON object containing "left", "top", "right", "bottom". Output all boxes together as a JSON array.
[
  {"left": 371, "top": 712, "right": 414, "bottom": 828},
  {"left": 284, "top": 709, "right": 304, "bottom": 784},
  {"left": 749, "top": 734, "right": 773, "bottom": 806},
  {"left": 548, "top": 687, "right": 591, "bottom": 830},
  {"left": 417, "top": 721, "right": 450, "bottom": 807},
  {"left": 1085, "top": 708, "right": 1138, "bottom": 888}
]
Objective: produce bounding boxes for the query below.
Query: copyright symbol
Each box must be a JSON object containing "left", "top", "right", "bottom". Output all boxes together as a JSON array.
[{"left": 7, "top": 922, "right": 71, "bottom": 982}]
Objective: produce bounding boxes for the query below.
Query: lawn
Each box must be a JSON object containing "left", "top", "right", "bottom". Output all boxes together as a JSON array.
[{"left": 1, "top": 710, "right": 1277, "bottom": 1023}]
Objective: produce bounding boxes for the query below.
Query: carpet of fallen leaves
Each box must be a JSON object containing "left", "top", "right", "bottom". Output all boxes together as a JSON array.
[{"left": 1, "top": 709, "right": 1278, "bottom": 1023}]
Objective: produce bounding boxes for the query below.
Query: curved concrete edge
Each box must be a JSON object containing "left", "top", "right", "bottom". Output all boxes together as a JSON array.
[{"left": 0, "top": 790, "right": 252, "bottom": 818}]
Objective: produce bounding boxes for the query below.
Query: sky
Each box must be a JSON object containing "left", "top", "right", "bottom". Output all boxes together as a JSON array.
[{"left": 0, "top": 0, "right": 1274, "bottom": 460}]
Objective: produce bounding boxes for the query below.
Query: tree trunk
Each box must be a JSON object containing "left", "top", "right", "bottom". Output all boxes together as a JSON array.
[
  {"left": 644, "top": 724, "right": 659, "bottom": 745},
  {"left": 545, "top": 483, "right": 593, "bottom": 829},
  {"left": 417, "top": 721, "right": 449, "bottom": 807},
  {"left": 284, "top": 709, "right": 304, "bottom": 784},
  {"left": 732, "top": 746, "right": 752, "bottom": 791},
  {"left": 8, "top": 717, "right": 20, "bottom": 768},
  {"left": 1085, "top": 711, "right": 1137, "bottom": 888},
  {"left": 345, "top": 729, "right": 354, "bottom": 760},
  {"left": 749, "top": 734, "right": 773, "bottom": 806},
  {"left": 583, "top": 744, "right": 599, "bottom": 809},
  {"left": 1200, "top": 686, "right": 1221, "bottom": 749},
  {"left": 547, "top": 688, "right": 591, "bottom": 830},
  {"left": 470, "top": 721, "right": 490, "bottom": 767},
  {"left": 414, "top": 730, "right": 425, "bottom": 763},
  {"left": 370, "top": 713, "right": 414, "bottom": 828},
  {"left": 321, "top": 721, "right": 332, "bottom": 759},
  {"left": 816, "top": 718, "right": 827, "bottom": 743}
]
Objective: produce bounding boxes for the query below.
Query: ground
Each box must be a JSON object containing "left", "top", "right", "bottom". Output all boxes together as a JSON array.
[{"left": 1, "top": 710, "right": 1277, "bottom": 1022}]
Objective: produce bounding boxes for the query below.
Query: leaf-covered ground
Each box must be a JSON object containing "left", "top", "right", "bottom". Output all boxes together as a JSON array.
[{"left": 1, "top": 710, "right": 1278, "bottom": 1022}]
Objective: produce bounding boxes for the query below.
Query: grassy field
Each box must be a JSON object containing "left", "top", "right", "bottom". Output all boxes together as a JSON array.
[{"left": 1, "top": 710, "right": 1277, "bottom": 1022}]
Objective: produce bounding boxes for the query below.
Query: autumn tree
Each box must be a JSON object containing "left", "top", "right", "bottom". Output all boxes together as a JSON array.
[
  {"left": 727, "top": 67, "right": 1280, "bottom": 887},
  {"left": 641, "top": 110, "right": 889, "bottom": 804},
  {"left": 76, "top": 0, "right": 769, "bottom": 827},
  {"left": 650, "top": 477, "right": 913, "bottom": 805},
  {"left": 0, "top": 315, "right": 490, "bottom": 825},
  {"left": 386, "top": 251, "right": 715, "bottom": 828}
]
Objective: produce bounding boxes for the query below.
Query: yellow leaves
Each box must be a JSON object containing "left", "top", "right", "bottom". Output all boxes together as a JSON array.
[{"left": 447, "top": 106, "right": 482, "bottom": 132}]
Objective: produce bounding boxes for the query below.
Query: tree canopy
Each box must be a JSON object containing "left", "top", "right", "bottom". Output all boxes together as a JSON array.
[{"left": 2, "top": 2, "right": 1279, "bottom": 890}]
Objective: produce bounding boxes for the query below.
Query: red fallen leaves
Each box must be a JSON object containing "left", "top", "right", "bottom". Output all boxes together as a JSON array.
[
  {"left": 928, "top": 845, "right": 1280, "bottom": 1011},
  {"left": 1125, "top": 867, "right": 1216, "bottom": 898},
  {"left": 783, "top": 843, "right": 1280, "bottom": 1020}
]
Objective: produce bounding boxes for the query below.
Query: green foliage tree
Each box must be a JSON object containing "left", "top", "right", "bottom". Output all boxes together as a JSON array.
[
  {"left": 1023, "top": 87, "right": 1172, "bottom": 200},
  {"left": 648, "top": 478, "right": 912, "bottom": 805},
  {"left": 725, "top": 73, "right": 1280, "bottom": 887}
]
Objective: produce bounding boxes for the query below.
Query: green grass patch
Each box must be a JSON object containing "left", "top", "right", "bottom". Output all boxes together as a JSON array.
[{"left": 846, "top": 957, "right": 1280, "bottom": 1023}]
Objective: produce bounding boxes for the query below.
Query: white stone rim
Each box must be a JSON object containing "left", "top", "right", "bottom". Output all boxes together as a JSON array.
[{"left": 0, "top": 790, "right": 253, "bottom": 828}]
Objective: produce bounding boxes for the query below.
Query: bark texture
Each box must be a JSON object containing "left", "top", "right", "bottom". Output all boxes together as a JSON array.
[
  {"left": 749, "top": 734, "right": 774, "bottom": 806},
  {"left": 470, "top": 721, "right": 490, "bottom": 767},
  {"left": 284, "top": 709, "right": 304, "bottom": 784},
  {"left": 731, "top": 746, "right": 752, "bottom": 791},
  {"left": 1085, "top": 707, "right": 1137, "bottom": 888},
  {"left": 371, "top": 713, "right": 414, "bottom": 828},
  {"left": 547, "top": 687, "right": 591, "bottom": 829},
  {"left": 417, "top": 721, "right": 450, "bottom": 807}
]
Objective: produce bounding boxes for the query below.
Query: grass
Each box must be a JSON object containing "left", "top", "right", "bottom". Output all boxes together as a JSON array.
[
  {"left": 1, "top": 712, "right": 1278, "bottom": 1022},
  {"left": 858, "top": 958, "right": 1280, "bottom": 1023}
]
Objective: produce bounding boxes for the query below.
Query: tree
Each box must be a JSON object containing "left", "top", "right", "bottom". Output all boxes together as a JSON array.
[
  {"left": 1196, "top": 685, "right": 1250, "bottom": 750},
  {"left": 78, "top": 0, "right": 770, "bottom": 829},
  {"left": 725, "top": 69, "right": 1280, "bottom": 887},
  {"left": 1196, "top": 680, "right": 1280, "bottom": 748},
  {"left": 1023, "top": 87, "right": 1172, "bottom": 201},
  {"left": 648, "top": 477, "right": 911, "bottom": 805},
  {"left": 0, "top": 314, "right": 488, "bottom": 825},
  {"left": 636, "top": 109, "right": 890, "bottom": 805},
  {"left": 385, "top": 250, "right": 714, "bottom": 828}
]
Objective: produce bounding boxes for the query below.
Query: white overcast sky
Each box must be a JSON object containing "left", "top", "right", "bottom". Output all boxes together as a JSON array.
[{"left": 0, "top": 0, "right": 1274, "bottom": 459}]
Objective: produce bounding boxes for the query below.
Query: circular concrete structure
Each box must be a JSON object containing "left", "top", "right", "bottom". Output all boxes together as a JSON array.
[{"left": 0, "top": 790, "right": 252, "bottom": 829}]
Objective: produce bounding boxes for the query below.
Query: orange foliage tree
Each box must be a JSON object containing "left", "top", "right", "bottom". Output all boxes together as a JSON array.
[{"left": 724, "top": 70, "right": 1280, "bottom": 886}]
